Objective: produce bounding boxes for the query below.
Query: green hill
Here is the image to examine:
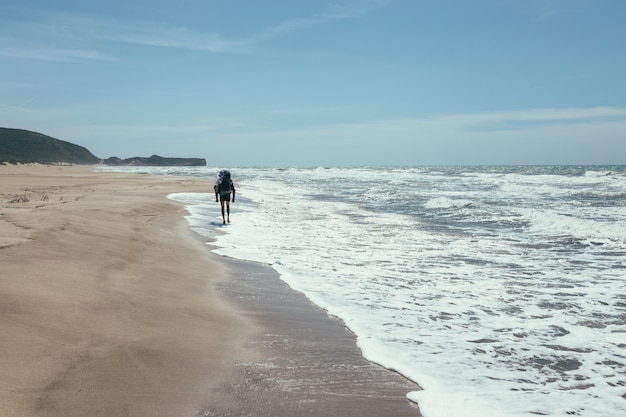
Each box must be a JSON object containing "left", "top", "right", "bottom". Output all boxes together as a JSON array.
[{"left": 0, "top": 127, "right": 101, "bottom": 165}]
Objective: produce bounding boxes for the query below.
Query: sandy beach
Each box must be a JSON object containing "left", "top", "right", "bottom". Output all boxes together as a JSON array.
[{"left": 0, "top": 164, "right": 420, "bottom": 417}]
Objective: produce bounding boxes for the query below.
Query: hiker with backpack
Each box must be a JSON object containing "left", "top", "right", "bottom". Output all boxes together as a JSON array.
[{"left": 214, "top": 170, "right": 235, "bottom": 225}]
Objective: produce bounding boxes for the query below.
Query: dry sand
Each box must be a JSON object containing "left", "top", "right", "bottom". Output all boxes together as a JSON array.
[{"left": 0, "top": 164, "right": 421, "bottom": 417}]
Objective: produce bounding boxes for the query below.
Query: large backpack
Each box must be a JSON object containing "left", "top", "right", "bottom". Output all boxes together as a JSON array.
[{"left": 216, "top": 170, "right": 232, "bottom": 194}]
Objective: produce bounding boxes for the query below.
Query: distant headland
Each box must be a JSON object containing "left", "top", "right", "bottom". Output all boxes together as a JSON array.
[
  {"left": 102, "top": 155, "right": 207, "bottom": 167},
  {"left": 0, "top": 127, "right": 206, "bottom": 167}
]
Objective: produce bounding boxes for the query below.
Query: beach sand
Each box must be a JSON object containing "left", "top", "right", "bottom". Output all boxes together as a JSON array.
[{"left": 0, "top": 164, "right": 421, "bottom": 416}]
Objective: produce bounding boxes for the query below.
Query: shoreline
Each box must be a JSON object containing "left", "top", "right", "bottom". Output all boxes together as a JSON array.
[
  {"left": 213, "top": 255, "right": 421, "bottom": 416},
  {"left": 0, "top": 164, "right": 421, "bottom": 416}
]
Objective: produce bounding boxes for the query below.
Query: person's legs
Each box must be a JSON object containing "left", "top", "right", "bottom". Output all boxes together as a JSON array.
[
  {"left": 220, "top": 201, "right": 226, "bottom": 224},
  {"left": 226, "top": 201, "right": 230, "bottom": 223}
]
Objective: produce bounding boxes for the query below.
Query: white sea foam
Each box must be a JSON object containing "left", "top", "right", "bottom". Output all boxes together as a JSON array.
[
  {"left": 152, "top": 165, "right": 626, "bottom": 417},
  {"left": 423, "top": 196, "right": 475, "bottom": 209}
]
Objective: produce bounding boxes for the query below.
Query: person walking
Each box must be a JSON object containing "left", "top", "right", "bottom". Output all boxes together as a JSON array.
[{"left": 215, "top": 170, "right": 235, "bottom": 225}]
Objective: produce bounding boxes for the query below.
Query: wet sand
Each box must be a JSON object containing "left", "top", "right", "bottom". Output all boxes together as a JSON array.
[
  {"left": 0, "top": 164, "right": 421, "bottom": 416},
  {"left": 211, "top": 257, "right": 421, "bottom": 416}
]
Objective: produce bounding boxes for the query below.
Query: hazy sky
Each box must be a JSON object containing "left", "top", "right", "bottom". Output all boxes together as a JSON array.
[{"left": 1, "top": 0, "right": 625, "bottom": 166}]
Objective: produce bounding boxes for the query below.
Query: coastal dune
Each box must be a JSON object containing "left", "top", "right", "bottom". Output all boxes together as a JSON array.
[{"left": 0, "top": 165, "right": 420, "bottom": 416}]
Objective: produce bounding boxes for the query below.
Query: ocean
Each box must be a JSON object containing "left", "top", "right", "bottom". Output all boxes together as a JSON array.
[{"left": 101, "top": 165, "right": 626, "bottom": 417}]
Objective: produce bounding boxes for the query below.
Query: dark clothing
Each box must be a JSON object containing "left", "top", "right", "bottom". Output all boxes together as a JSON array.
[{"left": 215, "top": 172, "right": 235, "bottom": 224}]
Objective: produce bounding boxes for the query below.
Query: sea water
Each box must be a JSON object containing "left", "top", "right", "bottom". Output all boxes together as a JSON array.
[{"left": 103, "top": 165, "right": 626, "bottom": 417}]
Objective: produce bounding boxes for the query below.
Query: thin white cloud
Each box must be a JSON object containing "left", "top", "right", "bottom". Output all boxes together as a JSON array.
[
  {"left": 0, "top": 98, "right": 33, "bottom": 109},
  {"left": 0, "top": 44, "right": 113, "bottom": 62},
  {"left": 204, "top": 106, "right": 626, "bottom": 165},
  {"left": 99, "top": 23, "right": 240, "bottom": 53},
  {"left": 258, "top": 0, "right": 389, "bottom": 40},
  {"left": 437, "top": 107, "right": 626, "bottom": 127},
  {"left": 100, "top": 0, "right": 388, "bottom": 50},
  {"left": 0, "top": 1, "right": 387, "bottom": 61},
  {"left": 513, "top": 0, "right": 592, "bottom": 21},
  {"left": 0, "top": 11, "right": 118, "bottom": 62}
]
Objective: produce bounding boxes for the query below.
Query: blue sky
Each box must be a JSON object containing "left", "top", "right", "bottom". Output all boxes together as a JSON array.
[{"left": 1, "top": 0, "right": 625, "bottom": 166}]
